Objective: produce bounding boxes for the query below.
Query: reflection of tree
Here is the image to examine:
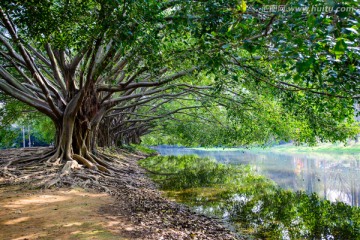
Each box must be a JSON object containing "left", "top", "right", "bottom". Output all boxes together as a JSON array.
[
  {"left": 351, "top": 160, "right": 360, "bottom": 206},
  {"left": 154, "top": 147, "right": 360, "bottom": 206},
  {"left": 305, "top": 157, "right": 316, "bottom": 193},
  {"left": 294, "top": 157, "right": 304, "bottom": 175},
  {"left": 317, "top": 159, "right": 360, "bottom": 206},
  {"left": 142, "top": 153, "right": 360, "bottom": 239},
  {"left": 255, "top": 152, "right": 360, "bottom": 207}
]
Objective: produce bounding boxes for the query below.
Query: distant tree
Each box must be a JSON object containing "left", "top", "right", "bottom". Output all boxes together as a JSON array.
[{"left": 0, "top": 92, "right": 55, "bottom": 148}]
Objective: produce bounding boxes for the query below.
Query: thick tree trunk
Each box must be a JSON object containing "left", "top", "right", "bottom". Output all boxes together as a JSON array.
[
  {"left": 47, "top": 88, "right": 112, "bottom": 172},
  {"left": 53, "top": 115, "right": 114, "bottom": 172},
  {"left": 60, "top": 114, "right": 76, "bottom": 161}
]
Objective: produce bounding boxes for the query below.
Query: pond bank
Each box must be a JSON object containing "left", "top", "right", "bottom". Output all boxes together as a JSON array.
[
  {"left": 0, "top": 148, "right": 239, "bottom": 240},
  {"left": 189, "top": 142, "right": 360, "bottom": 154}
]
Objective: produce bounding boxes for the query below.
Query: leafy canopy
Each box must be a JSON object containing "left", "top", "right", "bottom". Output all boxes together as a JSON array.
[{"left": 0, "top": 0, "right": 359, "bottom": 147}]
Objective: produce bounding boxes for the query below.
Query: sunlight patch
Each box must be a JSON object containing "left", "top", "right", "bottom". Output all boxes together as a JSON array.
[
  {"left": 3, "top": 216, "right": 30, "bottom": 225},
  {"left": 3, "top": 195, "right": 70, "bottom": 208}
]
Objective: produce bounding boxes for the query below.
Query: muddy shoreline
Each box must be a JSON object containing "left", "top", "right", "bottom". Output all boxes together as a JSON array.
[{"left": 0, "top": 148, "right": 241, "bottom": 239}]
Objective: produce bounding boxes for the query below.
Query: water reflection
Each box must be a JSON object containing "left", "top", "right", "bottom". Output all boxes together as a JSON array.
[
  {"left": 140, "top": 153, "right": 360, "bottom": 239},
  {"left": 153, "top": 147, "right": 360, "bottom": 207}
]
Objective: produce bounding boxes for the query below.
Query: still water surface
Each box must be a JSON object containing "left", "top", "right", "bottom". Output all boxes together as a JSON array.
[{"left": 153, "top": 147, "right": 360, "bottom": 207}]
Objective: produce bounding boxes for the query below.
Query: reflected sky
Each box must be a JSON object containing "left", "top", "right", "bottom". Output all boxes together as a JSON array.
[{"left": 153, "top": 147, "right": 360, "bottom": 207}]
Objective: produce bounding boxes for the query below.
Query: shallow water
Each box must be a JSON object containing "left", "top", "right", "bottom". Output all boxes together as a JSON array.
[
  {"left": 144, "top": 148, "right": 360, "bottom": 239},
  {"left": 153, "top": 147, "right": 360, "bottom": 206}
]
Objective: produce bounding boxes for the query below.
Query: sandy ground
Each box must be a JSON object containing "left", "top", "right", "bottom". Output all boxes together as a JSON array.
[{"left": 0, "top": 186, "right": 127, "bottom": 240}]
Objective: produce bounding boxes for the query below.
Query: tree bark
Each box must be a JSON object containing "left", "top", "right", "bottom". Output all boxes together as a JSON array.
[{"left": 47, "top": 87, "right": 111, "bottom": 172}]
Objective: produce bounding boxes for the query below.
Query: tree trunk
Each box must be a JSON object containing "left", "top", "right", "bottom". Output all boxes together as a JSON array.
[
  {"left": 53, "top": 114, "right": 108, "bottom": 171},
  {"left": 48, "top": 89, "right": 110, "bottom": 171}
]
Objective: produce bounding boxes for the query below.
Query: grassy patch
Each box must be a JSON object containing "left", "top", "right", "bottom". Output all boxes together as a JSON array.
[
  {"left": 190, "top": 147, "right": 247, "bottom": 151},
  {"left": 121, "top": 144, "right": 157, "bottom": 155},
  {"left": 191, "top": 142, "right": 360, "bottom": 154},
  {"left": 261, "top": 142, "right": 360, "bottom": 154}
]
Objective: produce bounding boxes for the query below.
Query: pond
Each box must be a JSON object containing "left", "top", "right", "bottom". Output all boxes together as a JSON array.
[
  {"left": 153, "top": 147, "right": 360, "bottom": 207},
  {"left": 140, "top": 147, "right": 360, "bottom": 239}
]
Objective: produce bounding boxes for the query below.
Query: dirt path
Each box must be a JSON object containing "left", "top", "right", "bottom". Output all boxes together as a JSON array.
[
  {"left": 0, "top": 186, "right": 127, "bottom": 240},
  {"left": 0, "top": 148, "right": 240, "bottom": 240}
]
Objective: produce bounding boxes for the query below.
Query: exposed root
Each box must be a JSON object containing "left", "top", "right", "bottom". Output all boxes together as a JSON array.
[
  {"left": 72, "top": 154, "right": 96, "bottom": 170},
  {"left": 44, "top": 176, "right": 62, "bottom": 188},
  {"left": 1, "top": 148, "right": 56, "bottom": 168},
  {"left": 89, "top": 153, "right": 115, "bottom": 173},
  {"left": 46, "top": 147, "right": 62, "bottom": 164},
  {"left": 61, "top": 160, "right": 82, "bottom": 176},
  {"left": 1, "top": 148, "right": 119, "bottom": 188},
  {"left": 0, "top": 147, "right": 164, "bottom": 200},
  {"left": 96, "top": 164, "right": 111, "bottom": 174}
]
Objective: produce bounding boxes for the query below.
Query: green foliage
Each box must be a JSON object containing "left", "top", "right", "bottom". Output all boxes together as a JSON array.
[
  {"left": 1, "top": 0, "right": 359, "bottom": 148},
  {"left": 142, "top": 86, "right": 359, "bottom": 146},
  {"left": 30, "top": 117, "right": 56, "bottom": 144},
  {"left": 139, "top": 155, "right": 242, "bottom": 189},
  {"left": 118, "top": 144, "right": 158, "bottom": 155},
  {"left": 232, "top": 190, "right": 360, "bottom": 239},
  {"left": 140, "top": 155, "right": 360, "bottom": 239},
  {"left": 130, "top": 145, "right": 157, "bottom": 155},
  {"left": 0, "top": 92, "right": 55, "bottom": 147},
  {"left": 0, "top": 126, "right": 21, "bottom": 148}
]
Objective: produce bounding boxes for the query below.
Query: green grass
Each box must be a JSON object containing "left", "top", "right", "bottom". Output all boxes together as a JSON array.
[
  {"left": 263, "top": 142, "right": 360, "bottom": 154},
  {"left": 190, "top": 147, "right": 247, "bottom": 151},
  {"left": 190, "top": 142, "right": 360, "bottom": 154},
  {"left": 133, "top": 144, "right": 157, "bottom": 154}
]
